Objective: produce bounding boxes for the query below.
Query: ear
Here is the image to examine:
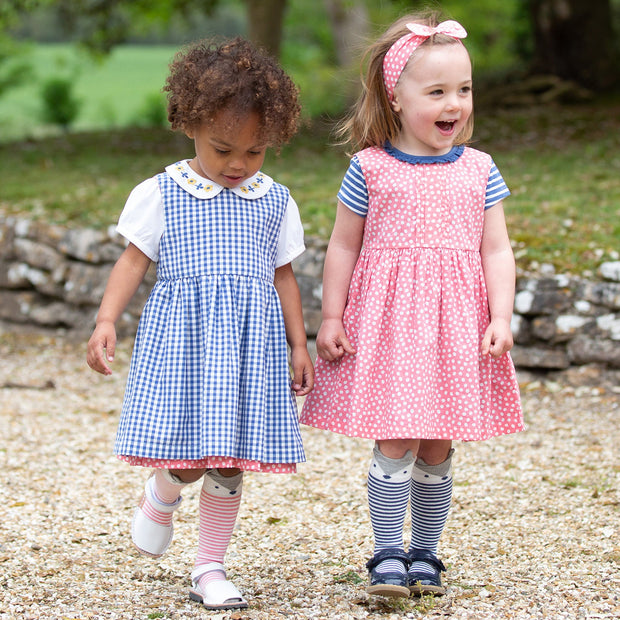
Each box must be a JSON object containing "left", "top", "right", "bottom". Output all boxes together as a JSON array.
[
  {"left": 184, "top": 126, "right": 194, "bottom": 139},
  {"left": 390, "top": 93, "right": 401, "bottom": 114}
]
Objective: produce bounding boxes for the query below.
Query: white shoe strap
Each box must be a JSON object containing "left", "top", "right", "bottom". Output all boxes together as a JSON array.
[
  {"left": 145, "top": 476, "right": 183, "bottom": 511},
  {"left": 191, "top": 562, "right": 227, "bottom": 584}
]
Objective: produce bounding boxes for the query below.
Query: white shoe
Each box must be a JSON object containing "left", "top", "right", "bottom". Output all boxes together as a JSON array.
[
  {"left": 131, "top": 476, "right": 182, "bottom": 558},
  {"left": 189, "top": 563, "right": 248, "bottom": 610}
]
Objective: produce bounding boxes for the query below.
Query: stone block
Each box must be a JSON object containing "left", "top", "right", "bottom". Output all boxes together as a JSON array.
[
  {"left": 0, "top": 291, "right": 39, "bottom": 323},
  {"left": 0, "top": 221, "right": 16, "bottom": 259},
  {"left": 568, "top": 335, "right": 620, "bottom": 368},
  {"left": 62, "top": 262, "right": 112, "bottom": 305},
  {"left": 599, "top": 261, "right": 620, "bottom": 282},
  {"left": 576, "top": 280, "right": 620, "bottom": 310},
  {"left": 14, "top": 238, "right": 63, "bottom": 271},
  {"left": 58, "top": 228, "right": 108, "bottom": 263},
  {"left": 511, "top": 345, "right": 570, "bottom": 369}
]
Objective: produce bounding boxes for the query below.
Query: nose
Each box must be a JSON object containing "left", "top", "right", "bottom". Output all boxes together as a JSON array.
[
  {"left": 445, "top": 94, "right": 460, "bottom": 112},
  {"left": 228, "top": 155, "right": 246, "bottom": 171}
]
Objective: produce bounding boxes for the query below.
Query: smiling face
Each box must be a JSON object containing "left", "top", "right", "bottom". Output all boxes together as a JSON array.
[
  {"left": 390, "top": 42, "right": 473, "bottom": 156},
  {"left": 186, "top": 110, "right": 267, "bottom": 188}
]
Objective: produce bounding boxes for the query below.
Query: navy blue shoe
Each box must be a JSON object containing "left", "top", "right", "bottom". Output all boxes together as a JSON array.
[
  {"left": 407, "top": 549, "right": 447, "bottom": 596},
  {"left": 366, "top": 548, "right": 410, "bottom": 598}
]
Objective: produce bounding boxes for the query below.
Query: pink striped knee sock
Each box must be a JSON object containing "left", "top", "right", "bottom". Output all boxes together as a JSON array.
[
  {"left": 195, "top": 469, "right": 243, "bottom": 590},
  {"left": 141, "top": 469, "right": 186, "bottom": 527}
]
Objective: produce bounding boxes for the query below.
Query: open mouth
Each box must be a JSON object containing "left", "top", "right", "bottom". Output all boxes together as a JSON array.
[{"left": 435, "top": 121, "right": 456, "bottom": 133}]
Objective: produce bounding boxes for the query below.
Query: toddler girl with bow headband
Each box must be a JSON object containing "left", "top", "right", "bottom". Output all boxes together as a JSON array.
[{"left": 301, "top": 11, "right": 523, "bottom": 600}]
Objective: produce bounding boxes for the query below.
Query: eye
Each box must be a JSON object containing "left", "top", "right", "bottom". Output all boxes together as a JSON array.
[
  {"left": 215, "top": 148, "right": 230, "bottom": 155},
  {"left": 460, "top": 86, "right": 472, "bottom": 95},
  {"left": 429, "top": 89, "right": 443, "bottom": 96}
]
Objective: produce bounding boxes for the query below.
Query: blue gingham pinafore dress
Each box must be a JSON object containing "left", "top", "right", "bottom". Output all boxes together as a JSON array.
[{"left": 114, "top": 163, "right": 305, "bottom": 468}]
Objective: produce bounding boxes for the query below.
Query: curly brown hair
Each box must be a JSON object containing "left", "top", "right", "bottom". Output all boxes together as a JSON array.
[{"left": 164, "top": 37, "right": 300, "bottom": 147}]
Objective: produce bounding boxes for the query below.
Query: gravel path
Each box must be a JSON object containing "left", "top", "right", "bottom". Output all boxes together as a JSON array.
[{"left": 1, "top": 328, "right": 619, "bottom": 619}]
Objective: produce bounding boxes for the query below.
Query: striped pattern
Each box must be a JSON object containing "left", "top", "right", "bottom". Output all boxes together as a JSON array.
[
  {"left": 337, "top": 157, "right": 368, "bottom": 216},
  {"left": 485, "top": 164, "right": 511, "bottom": 209},
  {"left": 337, "top": 145, "right": 510, "bottom": 217},
  {"left": 367, "top": 469, "right": 410, "bottom": 574},
  {"left": 138, "top": 493, "right": 172, "bottom": 527},
  {"left": 195, "top": 471, "right": 243, "bottom": 586},
  {"left": 408, "top": 465, "right": 453, "bottom": 577},
  {"left": 152, "top": 468, "right": 187, "bottom": 504}
]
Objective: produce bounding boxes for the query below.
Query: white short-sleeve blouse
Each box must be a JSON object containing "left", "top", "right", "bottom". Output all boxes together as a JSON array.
[{"left": 116, "top": 168, "right": 305, "bottom": 267}]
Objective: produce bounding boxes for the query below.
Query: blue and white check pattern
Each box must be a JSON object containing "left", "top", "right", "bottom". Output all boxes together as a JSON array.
[{"left": 115, "top": 170, "right": 305, "bottom": 464}]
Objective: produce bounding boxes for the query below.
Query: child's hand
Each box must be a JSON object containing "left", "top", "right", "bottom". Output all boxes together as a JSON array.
[
  {"left": 316, "top": 318, "right": 356, "bottom": 361},
  {"left": 87, "top": 321, "right": 117, "bottom": 375},
  {"left": 290, "top": 346, "right": 315, "bottom": 396},
  {"left": 481, "top": 318, "right": 514, "bottom": 358}
]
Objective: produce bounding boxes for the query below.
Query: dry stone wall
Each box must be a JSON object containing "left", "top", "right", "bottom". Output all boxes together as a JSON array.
[{"left": 1, "top": 217, "right": 619, "bottom": 371}]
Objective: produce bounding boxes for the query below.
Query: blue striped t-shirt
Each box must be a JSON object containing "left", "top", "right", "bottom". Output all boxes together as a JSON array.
[{"left": 338, "top": 144, "right": 510, "bottom": 217}]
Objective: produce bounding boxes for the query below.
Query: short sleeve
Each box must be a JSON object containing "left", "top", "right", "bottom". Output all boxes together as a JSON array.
[
  {"left": 337, "top": 156, "right": 369, "bottom": 216},
  {"left": 485, "top": 162, "right": 511, "bottom": 209},
  {"left": 275, "top": 195, "right": 305, "bottom": 268},
  {"left": 116, "top": 177, "right": 164, "bottom": 262}
]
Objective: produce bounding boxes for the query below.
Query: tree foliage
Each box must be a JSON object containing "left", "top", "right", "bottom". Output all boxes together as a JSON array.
[
  {"left": 1, "top": 0, "right": 619, "bottom": 94},
  {"left": 40, "top": 75, "right": 80, "bottom": 128},
  {"left": 528, "top": 0, "right": 618, "bottom": 90}
]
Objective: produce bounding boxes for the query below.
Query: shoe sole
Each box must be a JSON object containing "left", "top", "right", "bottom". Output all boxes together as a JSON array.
[
  {"left": 131, "top": 540, "right": 164, "bottom": 559},
  {"left": 189, "top": 589, "right": 249, "bottom": 610},
  {"left": 367, "top": 583, "right": 410, "bottom": 598},
  {"left": 409, "top": 583, "right": 446, "bottom": 596}
]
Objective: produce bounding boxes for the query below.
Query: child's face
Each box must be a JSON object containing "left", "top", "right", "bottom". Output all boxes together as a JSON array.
[
  {"left": 186, "top": 111, "right": 267, "bottom": 188},
  {"left": 391, "top": 43, "right": 472, "bottom": 157}
]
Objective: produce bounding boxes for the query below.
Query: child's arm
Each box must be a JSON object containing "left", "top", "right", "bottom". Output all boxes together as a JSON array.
[
  {"left": 316, "top": 200, "right": 365, "bottom": 361},
  {"left": 480, "top": 202, "right": 515, "bottom": 358},
  {"left": 87, "top": 243, "right": 152, "bottom": 375},
  {"left": 273, "top": 263, "right": 314, "bottom": 396}
]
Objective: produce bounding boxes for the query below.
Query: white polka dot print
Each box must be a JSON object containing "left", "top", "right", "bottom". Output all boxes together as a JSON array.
[{"left": 301, "top": 146, "right": 523, "bottom": 441}]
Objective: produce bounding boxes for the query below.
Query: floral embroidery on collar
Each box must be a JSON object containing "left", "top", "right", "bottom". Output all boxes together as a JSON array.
[{"left": 165, "top": 160, "right": 273, "bottom": 199}]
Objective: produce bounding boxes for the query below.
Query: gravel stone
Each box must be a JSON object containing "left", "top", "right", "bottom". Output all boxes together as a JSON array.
[{"left": 1, "top": 328, "right": 619, "bottom": 619}]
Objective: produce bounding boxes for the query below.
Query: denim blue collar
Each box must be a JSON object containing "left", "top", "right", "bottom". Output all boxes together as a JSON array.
[{"left": 384, "top": 143, "right": 464, "bottom": 164}]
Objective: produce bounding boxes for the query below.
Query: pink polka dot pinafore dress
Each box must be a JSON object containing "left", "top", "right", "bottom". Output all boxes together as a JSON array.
[{"left": 300, "top": 146, "right": 524, "bottom": 441}]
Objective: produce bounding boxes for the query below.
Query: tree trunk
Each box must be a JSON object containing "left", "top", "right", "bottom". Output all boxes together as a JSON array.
[
  {"left": 245, "top": 0, "right": 287, "bottom": 58},
  {"left": 324, "top": 0, "right": 369, "bottom": 103},
  {"left": 324, "top": 0, "right": 369, "bottom": 68},
  {"left": 528, "top": 0, "right": 617, "bottom": 90}
]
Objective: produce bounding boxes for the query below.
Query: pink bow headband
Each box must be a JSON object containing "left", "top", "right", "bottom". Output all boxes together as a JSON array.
[{"left": 383, "top": 20, "right": 467, "bottom": 101}]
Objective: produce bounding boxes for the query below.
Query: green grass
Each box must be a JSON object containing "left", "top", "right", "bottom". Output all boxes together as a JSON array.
[
  {"left": 1, "top": 99, "right": 619, "bottom": 277},
  {"left": 0, "top": 44, "right": 176, "bottom": 140},
  {"left": 474, "top": 100, "right": 620, "bottom": 276}
]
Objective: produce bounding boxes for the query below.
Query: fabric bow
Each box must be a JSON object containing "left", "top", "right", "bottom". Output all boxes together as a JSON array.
[
  {"left": 383, "top": 20, "right": 468, "bottom": 101},
  {"left": 405, "top": 20, "right": 467, "bottom": 40}
]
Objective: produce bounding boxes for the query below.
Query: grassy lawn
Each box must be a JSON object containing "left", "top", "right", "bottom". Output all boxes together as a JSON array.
[
  {"left": 0, "top": 44, "right": 177, "bottom": 141},
  {"left": 1, "top": 98, "right": 619, "bottom": 277},
  {"left": 475, "top": 99, "right": 620, "bottom": 276}
]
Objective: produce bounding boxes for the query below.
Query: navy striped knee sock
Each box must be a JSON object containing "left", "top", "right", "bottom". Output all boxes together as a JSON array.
[
  {"left": 368, "top": 446, "right": 414, "bottom": 575},
  {"left": 408, "top": 450, "right": 454, "bottom": 577}
]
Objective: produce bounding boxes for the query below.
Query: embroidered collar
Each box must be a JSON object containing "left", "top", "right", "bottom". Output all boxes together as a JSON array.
[
  {"left": 384, "top": 143, "right": 464, "bottom": 164},
  {"left": 165, "top": 160, "right": 274, "bottom": 199}
]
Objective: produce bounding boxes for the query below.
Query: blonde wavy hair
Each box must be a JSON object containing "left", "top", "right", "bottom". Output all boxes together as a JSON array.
[{"left": 337, "top": 11, "right": 474, "bottom": 153}]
